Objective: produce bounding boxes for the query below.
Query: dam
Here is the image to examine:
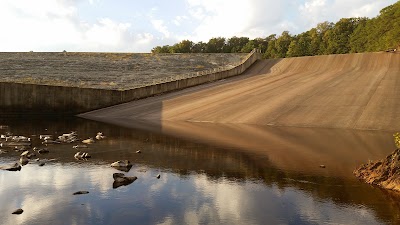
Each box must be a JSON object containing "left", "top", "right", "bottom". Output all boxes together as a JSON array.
[
  {"left": 0, "top": 51, "right": 258, "bottom": 115},
  {"left": 81, "top": 52, "right": 400, "bottom": 131}
]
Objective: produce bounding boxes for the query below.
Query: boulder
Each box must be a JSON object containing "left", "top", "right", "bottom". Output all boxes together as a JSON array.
[
  {"left": 12, "top": 208, "right": 23, "bottom": 214},
  {"left": 112, "top": 173, "right": 137, "bottom": 189},
  {"left": 354, "top": 148, "right": 400, "bottom": 192},
  {"left": 73, "top": 191, "right": 89, "bottom": 195},
  {"left": 111, "top": 160, "right": 132, "bottom": 172},
  {"left": 20, "top": 156, "right": 29, "bottom": 166},
  {"left": 0, "top": 162, "right": 21, "bottom": 171}
]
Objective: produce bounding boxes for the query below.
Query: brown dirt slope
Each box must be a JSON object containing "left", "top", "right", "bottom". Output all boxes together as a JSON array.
[{"left": 81, "top": 52, "right": 400, "bottom": 131}]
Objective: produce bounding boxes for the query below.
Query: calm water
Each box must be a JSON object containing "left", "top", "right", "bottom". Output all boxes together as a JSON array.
[{"left": 0, "top": 117, "right": 400, "bottom": 225}]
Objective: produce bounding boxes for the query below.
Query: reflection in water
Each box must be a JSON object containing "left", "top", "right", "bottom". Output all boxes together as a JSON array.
[{"left": 0, "top": 117, "right": 399, "bottom": 224}]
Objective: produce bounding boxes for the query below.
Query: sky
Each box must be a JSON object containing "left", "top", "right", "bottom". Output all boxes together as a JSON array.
[{"left": 0, "top": 0, "right": 397, "bottom": 52}]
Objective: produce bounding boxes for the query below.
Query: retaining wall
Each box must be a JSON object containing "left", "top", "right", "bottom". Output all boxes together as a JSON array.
[{"left": 0, "top": 49, "right": 261, "bottom": 116}]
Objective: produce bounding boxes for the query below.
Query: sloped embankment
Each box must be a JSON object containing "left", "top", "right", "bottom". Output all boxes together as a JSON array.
[
  {"left": 82, "top": 52, "right": 400, "bottom": 131},
  {"left": 0, "top": 52, "right": 246, "bottom": 90}
]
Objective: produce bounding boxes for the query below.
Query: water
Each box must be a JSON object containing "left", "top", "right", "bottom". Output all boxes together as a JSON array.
[{"left": 0, "top": 117, "right": 399, "bottom": 225}]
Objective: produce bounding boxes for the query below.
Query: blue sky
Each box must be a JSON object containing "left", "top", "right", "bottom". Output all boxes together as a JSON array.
[{"left": 0, "top": 0, "right": 397, "bottom": 52}]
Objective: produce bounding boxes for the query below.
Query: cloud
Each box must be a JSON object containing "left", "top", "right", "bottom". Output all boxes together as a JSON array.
[
  {"left": 183, "top": 0, "right": 398, "bottom": 42},
  {"left": 0, "top": 0, "right": 155, "bottom": 52},
  {"left": 151, "top": 19, "right": 171, "bottom": 39},
  {"left": 0, "top": 0, "right": 397, "bottom": 52},
  {"left": 298, "top": 0, "right": 398, "bottom": 30}
]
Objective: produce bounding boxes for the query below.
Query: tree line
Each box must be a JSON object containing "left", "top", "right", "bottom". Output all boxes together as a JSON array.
[{"left": 151, "top": 1, "right": 400, "bottom": 58}]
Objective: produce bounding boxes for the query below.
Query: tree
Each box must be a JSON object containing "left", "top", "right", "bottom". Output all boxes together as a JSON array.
[
  {"left": 275, "top": 31, "right": 293, "bottom": 58},
  {"left": 151, "top": 45, "right": 172, "bottom": 53},
  {"left": 192, "top": 42, "right": 207, "bottom": 53},
  {"left": 206, "top": 37, "right": 226, "bottom": 53},
  {"left": 170, "top": 40, "right": 194, "bottom": 53},
  {"left": 264, "top": 34, "right": 278, "bottom": 58},
  {"left": 226, "top": 36, "right": 250, "bottom": 53}
]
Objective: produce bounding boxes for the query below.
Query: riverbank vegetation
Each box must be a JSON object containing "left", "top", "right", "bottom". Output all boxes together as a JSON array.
[{"left": 152, "top": 1, "right": 400, "bottom": 58}]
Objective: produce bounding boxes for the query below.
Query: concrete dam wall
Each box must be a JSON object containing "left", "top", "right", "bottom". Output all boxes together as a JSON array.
[
  {"left": 0, "top": 50, "right": 261, "bottom": 115},
  {"left": 81, "top": 52, "right": 400, "bottom": 131}
]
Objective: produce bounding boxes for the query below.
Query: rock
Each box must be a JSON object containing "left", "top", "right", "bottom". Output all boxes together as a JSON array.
[
  {"left": 156, "top": 174, "right": 161, "bottom": 179},
  {"left": 110, "top": 161, "right": 132, "bottom": 172},
  {"left": 320, "top": 165, "right": 326, "bottom": 168},
  {"left": 74, "top": 152, "right": 91, "bottom": 159},
  {"left": 0, "top": 125, "right": 9, "bottom": 129},
  {"left": 58, "top": 132, "right": 78, "bottom": 143},
  {"left": 136, "top": 150, "right": 141, "bottom": 154},
  {"left": 39, "top": 134, "right": 53, "bottom": 140},
  {"left": 112, "top": 173, "right": 137, "bottom": 189},
  {"left": 0, "top": 162, "right": 21, "bottom": 171},
  {"left": 15, "top": 146, "right": 28, "bottom": 151},
  {"left": 1, "top": 142, "right": 31, "bottom": 147},
  {"left": 95, "top": 132, "right": 105, "bottom": 140},
  {"left": 21, "top": 151, "right": 36, "bottom": 159},
  {"left": 73, "top": 191, "right": 89, "bottom": 195},
  {"left": 39, "top": 162, "right": 45, "bottom": 167},
  {"left": 41, "top": 140, "right": 61, "bottom": 145},
  {"left": 82, "top": 138, "right": 95, "bottom": 144},
  {"left": 354, "top": 148, "right": 400, "bottom": 192},
  {"left": 12, "top": 208, "right": 23, "bottom": 214},
  {"left": 38, "top": 149, "right": 49, "bottom": 154},
  {"left": 20, "top": 156, "right": 29, "bottom": 166},
  {"left": 0, "top": 149, "right": 8, "bottom": 154},
  {"left": 73, "top": 145, "right": 87, "bottom": 149}
]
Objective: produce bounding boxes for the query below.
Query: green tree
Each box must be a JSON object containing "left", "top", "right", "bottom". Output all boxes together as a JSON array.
[
  {"left": 192, "top": 42, "right": 207, "bottom": 53},
  {"left": 226, "top": 36, "right": 250, "bottom": 53},
  {"left": 206, "top": 37, "right": 226, "bottom": 53},
  {"left": 275, "top": 31, "right": 293, "bottom": 58}
]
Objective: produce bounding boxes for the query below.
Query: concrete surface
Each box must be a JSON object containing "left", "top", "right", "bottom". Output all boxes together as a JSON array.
[{"left": 81, "top": 52, "right": 400, "bottom": 131}]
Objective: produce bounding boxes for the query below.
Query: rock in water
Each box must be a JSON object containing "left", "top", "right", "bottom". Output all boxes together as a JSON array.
[
  {"left": 354, "top": 148, "right": 400, "bottom": 192},
  {"left": 110, "top": 160, "right": 132, "bottom": 172},
  {"left": 12, "top": 208, "right": 23, "bottom": 214},
  {"left": 0, "top": 163, "right": 21, "bottom": 171},
  {"left": 112, "top": 173, "right": 137, "bottom": 189},
  {"left": 73, "top": 191, "right": 89, "bottom": 195}
]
